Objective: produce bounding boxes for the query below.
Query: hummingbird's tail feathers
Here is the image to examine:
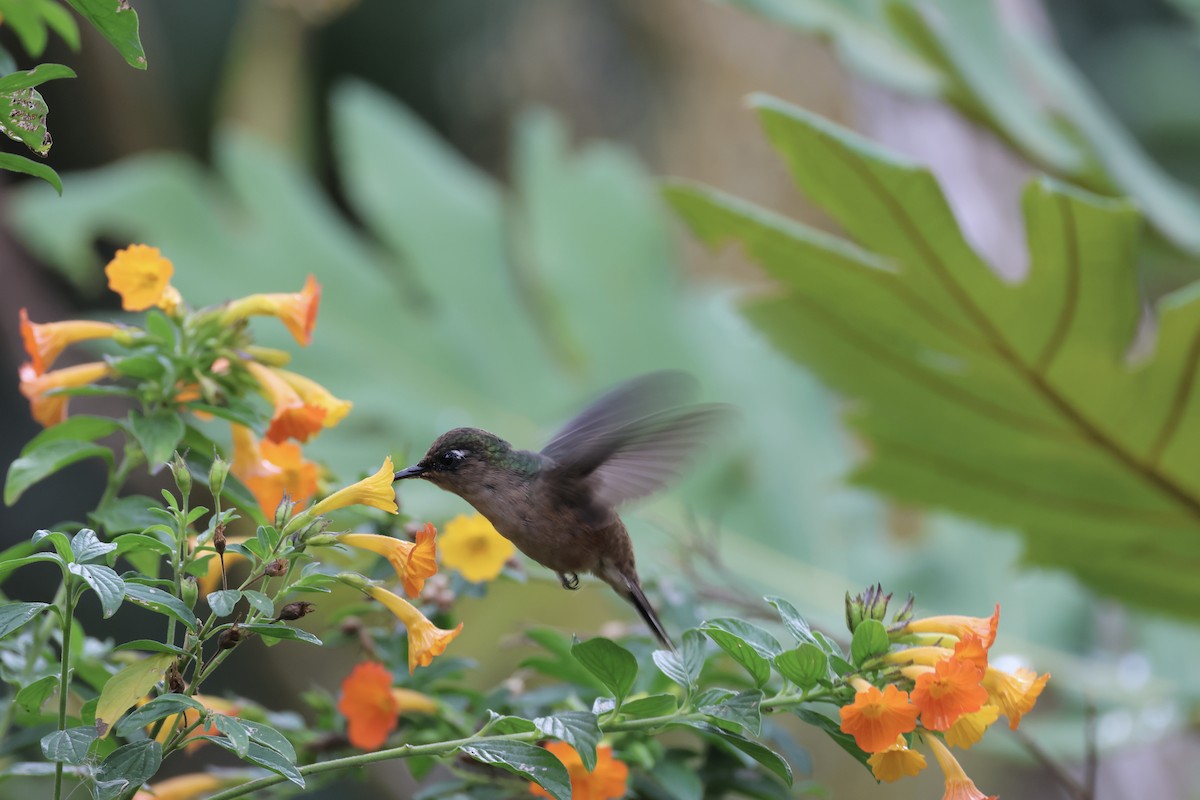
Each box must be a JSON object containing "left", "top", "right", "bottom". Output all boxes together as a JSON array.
[{"left": 622, "top": 576, "right": 677, "bottom": 653}]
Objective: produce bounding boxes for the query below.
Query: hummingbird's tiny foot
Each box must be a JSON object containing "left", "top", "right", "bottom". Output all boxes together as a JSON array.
[{"left": 558, "top": 572, "right": 580, "bottom": 591}]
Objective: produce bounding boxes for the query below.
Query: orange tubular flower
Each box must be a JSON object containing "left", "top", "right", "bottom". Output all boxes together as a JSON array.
[
  {"left": 901, "top": 604, "right": 1000, "bottom": 648},
  {"left": 275, "top": 368, "right": 352, "bottom": 428},
  {"left": 243, "top": 360, "right": 326, "bottom": 443},
  {"left": 307, "top": 457, "right": 398, "bottom": 517},
  {"left": 220, "top": 274, "right": 322, "bottom": 346},
  {"left": 945, "top": 704, "right": 1001, "bottom": 749},
  {"left": 19, "top": 361, "right": 113, "bottom": 427},
  {"left": 133, "top": 773, "right": 247, "bottom": 800},
  {"left": 839, "top": 681, "right": 920, "bottom": 753},
  {"left": 105, "top": 244, "right": 179, "bottom": 312},
  {"left": 365, "top": 584, "right": 462, "bottom": 673},
  {"left": 230, "top": 424, "right": 319, "bottom": 516},
  {"left": 927, "top": 735, "right": 996, "bottom": 800},
  {"left": 982, "top": 666, "right": 1050, "bottom": 729},
  {"left": 529, "top": 742, "right": 629, "bottom": 800},
  {"left": 338, "top": 526, "right": 438, "bottom": 598},
  {"left": 910, "top": 657, "right": 988, "bottom": 731},
  {"left": 338, "top": 661, "right": 398, "bottom": 749},
  {"left": 952, "top": 634, "right": 990, "bottom": 674},
  {"left": 867, "top": 735, "right": 927, "bottom": 783},
  {"left": 19, "top": 309, "right": 131, "bottom": 375},
  {"left": 151, "top": 693, "right": 241, "bottom": 751}
]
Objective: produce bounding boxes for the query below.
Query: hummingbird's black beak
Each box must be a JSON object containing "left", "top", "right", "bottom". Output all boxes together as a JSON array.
[{"left": 393, "top": 464, "right": 426, "bottom": 481}]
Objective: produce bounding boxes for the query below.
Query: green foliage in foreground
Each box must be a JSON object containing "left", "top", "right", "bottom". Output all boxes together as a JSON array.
[{"left": 667, "top": 94, "right": 1200, "bottom": 618}]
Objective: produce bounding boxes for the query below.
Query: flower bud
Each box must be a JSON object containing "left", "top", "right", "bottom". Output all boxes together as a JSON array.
[
  {"left": 274, "top": 495, "right": 296, "bottom": 531},
  {"left": 213, "top": 525, "right": 227, "bottom": 555},
  {"left": 846, "top": 584, "right": 893, "bottom": 633},
  {"left": 277, "top": 601, "right": 315, "bottom": 621},
  {"left": 335, "top": 572, "right": 371, "bottom": 591},
  {"left": 264, "top": 558, "right": 288, "bottom": 577},
  {"left": 180, "top": 576, "right": 199, "bottom": 610},
  {"left": 304, "top": 533, "right": 338, "bottom": 547},
  {"left": 170, "top": 451, "right": 192, "bottom": 499},
  {"left": 167, "top": 665, "right": 186, "bottom": 695},
  {"left": 218, "top": 626, "right": 242, "bottom": 651},
  {"left": 209, "top": 451, "right": 229, "bottom": 498}
]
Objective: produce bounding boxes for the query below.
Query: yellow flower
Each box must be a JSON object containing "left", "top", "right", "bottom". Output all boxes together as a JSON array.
[
  {"left": 927, "top": 735, "right": 996, "bottom": 800},
  {"left": 220, "top": 274, "right": 322, "bottom": 346},
  {"left": 19, "top": 361, "right": 113, "bottom": 427},
  {"left": 944, "top": 704, "right": 1001, "bottom": 749},
  {"left": 365, "top": 584, "right": 462, "bottom": 673},
  {"left": 306, "top": 457, "right": 398, "bottom": 518},
  {"left": 900, "top": 604, "right": 1000, "bottom": 648},
  {"left": 982, "top": 665, "right": 1049, "bottom": 729},
  {"left": 133, "top": 773, "right": 247, "bottom": 800},
  {"left": 338, "top": 525, "right": 438, "bottom": 598},
  {"left": 243, "top": 360, "right": 327, "bottom": 444},
  {"left": 867, "top": 735, "right": 927, "bottom": 783},
  {"left": 275, "top": 367, "right": 353, "bottom": 427},
  {"left": 230, "top": 423, "right": 319, "bottom": 516},
  {"left": 150, "top": 693, "right": 241, "bottom": 751},
  {"left": 19, "top": 308, "right": 132, "bottom": 375},
  {"left": 104, "top": 244, "right": 179, "bottom": 312},
  {"left": 439, "top": 513, "right": 514, "bottom": 583}
]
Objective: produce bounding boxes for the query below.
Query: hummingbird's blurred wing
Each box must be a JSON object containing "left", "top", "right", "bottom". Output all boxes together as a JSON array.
[{"left": 541, "top": 371, "right": 729, "bottom": 509}]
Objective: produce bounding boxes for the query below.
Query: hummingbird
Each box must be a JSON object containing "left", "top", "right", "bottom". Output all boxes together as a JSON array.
[{"left": 393, "top": 372, "right": 728, "bottom": 651}]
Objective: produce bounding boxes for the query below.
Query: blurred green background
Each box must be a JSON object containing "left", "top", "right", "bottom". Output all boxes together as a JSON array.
[{"left": 3, "top": 0, "right": 1200, "bottom": 797}]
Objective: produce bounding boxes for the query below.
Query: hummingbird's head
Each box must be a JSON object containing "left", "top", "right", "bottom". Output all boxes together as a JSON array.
[{"left": 393, "top": 427, "right": 514, "bottom": 493}]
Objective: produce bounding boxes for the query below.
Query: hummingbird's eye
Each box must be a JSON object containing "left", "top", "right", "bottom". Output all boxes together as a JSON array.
[{"left": 438, "top": 449, "right": 467, "bottom": 468}]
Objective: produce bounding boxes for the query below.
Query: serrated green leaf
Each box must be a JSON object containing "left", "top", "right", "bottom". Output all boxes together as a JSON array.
[
  {"left": 70, "top": 563, "right": 125, "bottom": 617},
  {"left": 128, "top": 410, "right": 185, "bottom": 474},
  {"left": 6, "top": 439, "right": 113, "bottom": 505},
  {"left": 70, "top": 528, "right": 114, "bottom": 562},
  {"left": 668, "top": 93, "right": 1200, "bottom": 617},
  {"left": 207, "top": 589, "right": 241, "bottom": 618},
  {"left": 95, "top": 740, "right": 162, "bottom": 798},
  {"left": 122, "top": 581, "right": 198, "bottom": 631},
  {"left": 572, "top": 637, "right": 638, "bottom": 705},
  {"left": 15, "top": 674, "right": 58, "bottom": 714},
  {"left": 0, "top": 601, "right": 49, "bottom": 639},
  {"left": 40, "top": 726, "right": 97, "bottom": 764},
  {"left": 534, "top": 711, "right": 601, "bottom": 771},
  {"left": 459, "top": 741, "right": 570, "bottom": 800},
  {"left": 850, "top": 620, "right": 890, "bottom": 667},
  {"left": 63, "top": 0, "right": 146, "bottom": 69},
  {"left": 619, "top": 693, "right": 678, "bottom": 718},
  {"left": 113, "top": 693, "right": 203, "bottom": 738},
  {"left": 95, "top": 652, "right": 175, "bottom": 737},
  {"left": 774, "top": 644, "right": 828, "bottom": 688}
]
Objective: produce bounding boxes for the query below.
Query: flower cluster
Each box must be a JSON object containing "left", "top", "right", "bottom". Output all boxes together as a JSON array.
[{"left": 837, "top": 588, "right": 1049, "bottom": 798}]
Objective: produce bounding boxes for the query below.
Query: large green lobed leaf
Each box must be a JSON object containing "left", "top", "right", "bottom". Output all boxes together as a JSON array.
[{"left": 666, "top": 94, "right": 1200, "bottom": 617}]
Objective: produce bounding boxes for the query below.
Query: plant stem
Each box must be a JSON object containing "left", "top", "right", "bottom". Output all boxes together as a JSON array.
[{"left": 52, "top": 582, "right": 76, "bottom": 800}]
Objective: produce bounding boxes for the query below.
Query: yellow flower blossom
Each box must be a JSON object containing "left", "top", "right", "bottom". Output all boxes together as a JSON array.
[
  {"left": 439, "top": 513, "right": 514, "bottom": 583},
  {"left": 220, "top": 274, "right": 322, "bottom": 346},
  {"left": 365, "top": 584, "right": 462, "bottom": 673},
  {"left": 944, "top": 704, "right": 1001, "bottom": 749},
  {"left": 306, "top": 457, "right": 398, "bottom": 518},
  {"left": 338, "top": 525, "right": 438, "bottom": 598},
  {"left": 104, "top": 244, "right": 179, "bottom": 312},
  {"left": 867, "top": 735, "right": 927, "bottom": 783},
  {"left": 275, "top": 367, "right": 353, "bottom": 427},
  {"left": 243, "top": 360, "right": 327, "bottom": 443},
  {"left": 982, "top": 665, "right": 1050, "bottom": 729},
  {"left": 927, "top": 735, "right": 996, "bottom": 800}
]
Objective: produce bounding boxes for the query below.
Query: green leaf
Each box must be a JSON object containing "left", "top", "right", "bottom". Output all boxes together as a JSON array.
[
  {"left": 773, "top": 644, "right": 828, "bottom": 689},
  {"left": 20, "top": 415, "right": 119, "bottom": 456},
  {"left": 128, "top": 410, "right": 185, "bottom": 474},
  {"left": 207, "top": 589, "right": 241, "bottom": 618},
  {"left": 0, "top": 553, "right": 59, "bottom": 583},
  {"left": 619, "top": 693, "right": 678, "bottom": 718},
  {"left": 95, "top": 652, "right": 175, "bottom": 736},
  {"left": 699, "top": 689, "right": 763, "bottom": 736},
  {"left": 668, "top": 94, "right": 1200, "bottom": 617},
  {"left": 850, "top": 620, "right": 890, "bottom": 667},
  {"left": 6, "top": 439, "right": 113, "bottom": 505},
  {"left": 0, "top": 62, "right": 75, "bottom": 92},
  {"left": 16, "top": 674, "right": 58, "bottom": 713},
  {"left": 241, "top": 720, "right": 296, "bottom": 763},
  {"left": 484, "top": 712, "right": 537, "bottom": 735},
  {"left": 0, "top": 64, "right": 73, "bottom": 156},
  {"left": 111, "top": 532, "right": 172, "bottom": 558},
  {"left": 533, "top": 711, "right": 602, "bottom": 771},
  {"left": 70, "top": 528, "right": 115, "bottom": 563},
  {"left": 114, "top": 693, "right": 203, "bottom": 737},
  {"left": 70, "top": 563, "right": 125, "bottom": 617},
  {"left": 677, "top": 720, "right": 792, "bottom": 786},
  {"left": 764, "top": 596, "right": 817, "bottom": 646},
  {"left": 238, "top": 622, "right": 321, "bottom": 646},
  {"left": 459, "top": 741, "right": 571, "bottom": 800},
  {"left": 95, "top": 740, "right": 162, "bottom": 799},
  {"left": 0, "top": 601, "right": 50, "bottom": 639},
  {"left": 113, "top": 639, "right": 188, "bottom": 656},
  {"left": 243, "top": 590, "right": 274, "bottom": 617},
  {"left": 63, "top": 0, "right": 146, "bottom": 69},
  {"left": 40, "top": 726, "right": 97, "bottom": 764},
  {"left": 700, "top": 619, "right": 780, "bottom": 689},
  {"left": 571, "top": 637, "right": 638, "bottom": 705},
  {"left": 793, "top": 709, "right": 871, "bottom": 773},
  {"left": 33, "top": 528, "right": 73, "bottom": 562},
  {"left": 213, "top": 714, "right": 250, "bottom": 757},
  {"left": 92, "top": 496, "right": 163, "bottom": 535},
  {"left": 0, "top": 152, "right": 61, "bottom": 193},
  {"left": 207, "top": 738, "right": 304, "bottom": 787},
  {"left": 122, "top": 581, "right": 198, "bottom": 631},
  {"left": 652, "top": 628, "right": 705, "bottom": 694}
]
